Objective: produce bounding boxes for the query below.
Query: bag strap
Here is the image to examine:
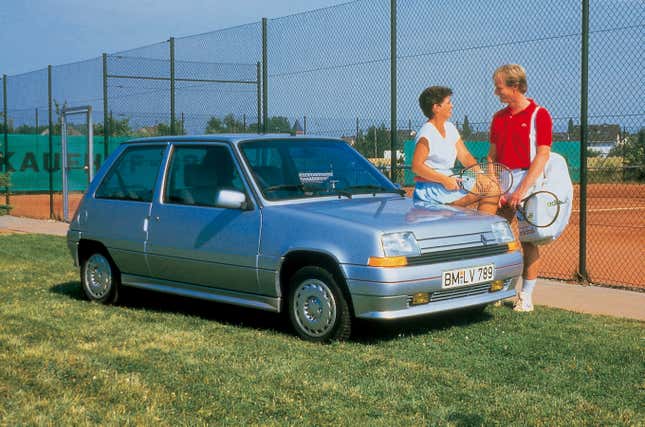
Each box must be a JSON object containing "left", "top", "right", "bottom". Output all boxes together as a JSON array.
[{"left": 529, "top": 106, "right": 540, "bottom": 161}]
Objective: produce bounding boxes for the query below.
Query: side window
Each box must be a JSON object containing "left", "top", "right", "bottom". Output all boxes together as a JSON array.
[
  {"left": 95, "top": 146, "right": 165, "bottom": 202},
  {"left": 164, "top": 145, "right": 245, "bottom": 207}
]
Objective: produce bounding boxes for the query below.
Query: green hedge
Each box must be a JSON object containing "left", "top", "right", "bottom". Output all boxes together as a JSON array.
[{"left": 0, "top": 173, "right": 11, "bottom": 215}]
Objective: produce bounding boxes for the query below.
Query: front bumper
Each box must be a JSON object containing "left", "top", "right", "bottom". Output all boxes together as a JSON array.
[
  {"left": 343, "top": 251, "right": 522, "bottom": 319},
  {"left": 351, "top": 284, "right": 516, "bottom": 319}
]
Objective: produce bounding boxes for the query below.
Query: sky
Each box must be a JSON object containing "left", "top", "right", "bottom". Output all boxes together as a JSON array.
[
  {"left": 0, "top": 0, "right": 641, "bottom": 135},
  {"left": 0, "top": 0, "right": 350, "bottom": 76}
]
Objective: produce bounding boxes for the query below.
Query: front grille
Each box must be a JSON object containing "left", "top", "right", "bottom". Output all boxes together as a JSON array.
[
  {"left": 406, "top": 244, "right": 508, "bottom": 266},
  {"left": 430, "top": 283, "right": 492, "bottom": 302}
]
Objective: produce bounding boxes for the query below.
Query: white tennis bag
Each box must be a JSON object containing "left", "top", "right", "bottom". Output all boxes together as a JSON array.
[{"left": 518, "top": 107, "right": 574, "bottom": 245}]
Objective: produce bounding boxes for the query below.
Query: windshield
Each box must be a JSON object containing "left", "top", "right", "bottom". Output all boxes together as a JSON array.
[{"left": 239, "top": 139, "right": 399, "bottom": 201}]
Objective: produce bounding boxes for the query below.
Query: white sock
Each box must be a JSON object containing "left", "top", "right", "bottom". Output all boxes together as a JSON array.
[{"left": 521, "top": 279, "right": 537, "bottom": 306}]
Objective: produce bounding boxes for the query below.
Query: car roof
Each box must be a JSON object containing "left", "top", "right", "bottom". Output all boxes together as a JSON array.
[{"left": 125, "top": 134, "right": 345, "bottom": 147}]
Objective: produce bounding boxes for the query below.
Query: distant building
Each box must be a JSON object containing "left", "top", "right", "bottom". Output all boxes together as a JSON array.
[
  {"left": 292, "top": 119, "right": 304, "bottom": 135},
  {"left": 586, "top": 124, "right": 624, "bottom": 156}
]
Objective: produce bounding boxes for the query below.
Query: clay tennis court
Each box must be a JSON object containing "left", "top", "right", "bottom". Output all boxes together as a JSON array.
[
  {"left": 542, "top": 183, "right": 645, "bottom": 289},
  {"left": 5, "top": 183, "right": 644, "bottom": 289}
]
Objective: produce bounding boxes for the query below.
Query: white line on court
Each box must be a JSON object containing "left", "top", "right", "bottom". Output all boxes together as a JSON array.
[{"left": 572, "top": 207, "right": 645, "bottom": 213}]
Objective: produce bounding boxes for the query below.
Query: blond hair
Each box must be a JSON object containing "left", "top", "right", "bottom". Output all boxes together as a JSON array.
[{"left": 493, "top": 64, "right": 528, "bottom": 94}]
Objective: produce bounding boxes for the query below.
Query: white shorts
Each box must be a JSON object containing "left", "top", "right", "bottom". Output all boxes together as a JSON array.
[{"left": 509, "top": 169, "right": 528, "bottom": 194}]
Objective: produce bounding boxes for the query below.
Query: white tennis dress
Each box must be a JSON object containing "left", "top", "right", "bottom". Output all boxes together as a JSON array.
[{"left": 413, "top": 121, "right": 467, "bottom": 204}]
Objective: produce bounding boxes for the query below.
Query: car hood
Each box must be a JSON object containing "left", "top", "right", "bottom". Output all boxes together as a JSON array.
[{"left": 268, "top": 195, "right": 503, "bottom": 240}]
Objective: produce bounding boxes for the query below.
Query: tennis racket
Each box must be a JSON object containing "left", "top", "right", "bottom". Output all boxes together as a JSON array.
[
  {"left": 454, "top": 162, "right": 513, "bottom": 196},
  {"left": 519, "top": 190, "right": 561, "bottom": 228},
  {"left": 414, "top": 162, "right": 513, "bottom": 196}
]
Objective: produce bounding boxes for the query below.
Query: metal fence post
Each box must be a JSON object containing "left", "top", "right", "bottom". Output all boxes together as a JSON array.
[
  {"left": 170, "top": 37, "right": 176, "bottom": 136},
  {"left": 356, "top": 117, "right": 359, "bottom": 144},
  {"left": 262, "top": 18, "right": 268, "bottom": 133},
  {"left": 48, "top": 65, "right": 53, "bottom": 218},
  {"left": 578, "top": 0, "right": 590, "bottom": 283},
  {"left": 390, "top": 0, "right": 397, "bottom": 181},
  {"left": 2, "top": 74, "right": 8, "bottom": 206},
  {"left": 102, "top": 53, "right": 109, "bottom": 161},
  {"left": 256, "top": 62, "right": 261, "bottom": 133}
]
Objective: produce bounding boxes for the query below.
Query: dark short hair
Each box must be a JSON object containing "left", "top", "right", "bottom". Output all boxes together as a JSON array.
[{"left": 419, "top": 86, "right": 453, "bottom": 119}]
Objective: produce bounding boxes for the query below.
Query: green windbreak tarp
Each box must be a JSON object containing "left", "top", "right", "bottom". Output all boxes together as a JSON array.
[
  {"left": 403, "top": 140, "right": 581, "bottom": 186},
  {"left": 2, "top": 134, "right": 128, "bottom": 192}
]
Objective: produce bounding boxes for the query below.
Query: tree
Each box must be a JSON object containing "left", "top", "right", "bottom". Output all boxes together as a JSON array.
[
  {"left": 462, "top": 115, "right": 472, "bottom": 141},
  {"left": 266, "top": 116, "right": 292, "bottom": 133},
  {"left": 223, "top": 113, "right": 245, "bottom": 133},
  {"left": 353, "top": 124, "right": 389, "bottom": 158},
  {"left": 0, "top": 121, "right": 11, "bottom": 133},
  {"left": 567, "top": 118, "right": 576, "bottom": 139},
  {"left": 14, "top": 124, "right": 38, "bottom": 134},
  {"left": 205, "top": 116, "right": 223, "bottom": 134},
  {"left": 93, "top": 116, "right": 132, "bottom": 136},
  {"left": 610, "top": 129, "right": 645, "bottom": 181},
  {"left": 156, "top": 122, "right": 172, "bottom": 136}
]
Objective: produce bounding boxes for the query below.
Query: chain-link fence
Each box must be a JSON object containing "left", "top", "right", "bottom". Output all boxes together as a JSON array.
[{"left": 1, "top": 0, "right": 643, "bottom": 288}]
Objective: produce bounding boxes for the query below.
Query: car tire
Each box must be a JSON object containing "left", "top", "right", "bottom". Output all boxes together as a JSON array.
[
  {"left": 81, "top": 251, "right": 120, "bottom": 304},
  {"left": 288, "top": 266, "right": 351, "bottom": 342}
]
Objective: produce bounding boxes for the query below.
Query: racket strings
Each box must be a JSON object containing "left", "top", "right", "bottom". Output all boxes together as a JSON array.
[{"left": 460, "top": 163, "right": 512, "bottom": 197}]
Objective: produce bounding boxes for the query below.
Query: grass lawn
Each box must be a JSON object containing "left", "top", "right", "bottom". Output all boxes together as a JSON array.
[{"left": 1, "top": 234, "right": 643, "bottom": 425}]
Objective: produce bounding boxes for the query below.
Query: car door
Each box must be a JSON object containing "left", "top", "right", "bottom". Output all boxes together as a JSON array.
[
  {"left": 146, "top": 143, "right": 261, "bottom": 293},
  {"left": 84, "top": 144, "right": 167, "bottom": 276}
]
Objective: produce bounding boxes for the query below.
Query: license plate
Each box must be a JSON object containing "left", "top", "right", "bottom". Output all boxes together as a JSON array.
[{"left": 442, "top": 264, "right": 495, "bottom": 288}]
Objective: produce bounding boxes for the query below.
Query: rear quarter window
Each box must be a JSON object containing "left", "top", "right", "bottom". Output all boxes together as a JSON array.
[{"left": 95, "top": 146, "right": 165, "bottom": 202}]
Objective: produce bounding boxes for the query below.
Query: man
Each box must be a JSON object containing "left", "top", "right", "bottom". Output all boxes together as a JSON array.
[{"left": 487, "top": 64, "right": 553, "bottom": 312}]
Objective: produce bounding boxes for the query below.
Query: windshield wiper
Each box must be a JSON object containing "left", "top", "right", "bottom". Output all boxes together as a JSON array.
[
  {"left": 334, "top": 190, "right": 352, "bottom": 199},
  {"left": 344, "top": 185, "right": 406, "bottom": 196},
  {"left": 263, "top": 184, "right": 305, "bottom": 192}
]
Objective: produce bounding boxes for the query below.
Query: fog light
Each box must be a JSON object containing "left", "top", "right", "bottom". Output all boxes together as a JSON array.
[
  {"left": 490, "top": 280, "right": 504, "bottom": 292},
  {"left": 411, "top": 292, "right": 430, "bottom": 305}
]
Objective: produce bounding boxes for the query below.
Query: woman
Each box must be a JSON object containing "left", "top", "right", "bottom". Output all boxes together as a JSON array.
[{"left": 411, "top": 86, "right": 498, "bottom": 214}]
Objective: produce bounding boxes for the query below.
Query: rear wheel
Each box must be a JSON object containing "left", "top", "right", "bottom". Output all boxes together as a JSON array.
[
  {"left": 81, "top": 251, "right": 120, "bottom": 304},
  {"left": 288, "top": 266, "right": 351, "bottom": 342}
]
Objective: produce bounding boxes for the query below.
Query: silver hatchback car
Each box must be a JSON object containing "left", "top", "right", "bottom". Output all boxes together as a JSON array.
[{"left": 67, "top": 135, "right": 522, "bottom": 342}]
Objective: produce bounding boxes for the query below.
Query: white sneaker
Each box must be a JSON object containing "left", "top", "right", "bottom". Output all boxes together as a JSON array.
[{"left": 513, "top": 292, "right": 534, "bottom": 312}]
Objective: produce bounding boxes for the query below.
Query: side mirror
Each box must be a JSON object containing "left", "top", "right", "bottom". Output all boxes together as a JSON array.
[{"left": 216, "top": 190, "right": 250, "bottom": 210}]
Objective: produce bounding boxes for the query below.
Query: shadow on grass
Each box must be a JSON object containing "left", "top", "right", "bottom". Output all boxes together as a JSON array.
[
  {"left": 51, "top": 281, "right": 85, "bottom": 301},
  {"left": 50, "top": 281, "right": 290, "bottom": 337},
  {"left": 351, "top": 307, "right": 495, "bottom": 344},
  {"left": 51, "top": 281, "right": 496, "bottom": 343}
]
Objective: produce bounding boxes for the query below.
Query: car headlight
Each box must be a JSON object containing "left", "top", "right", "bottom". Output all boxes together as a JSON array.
[
  {"left": 490, "top": 221, "right": 515, "bottom": 244},
  {"left": 381, "top": 232, "right": 421, "bottom": 257}
]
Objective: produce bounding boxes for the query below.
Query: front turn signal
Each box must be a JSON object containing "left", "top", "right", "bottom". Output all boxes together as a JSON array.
[
  {"left": 507, "top": 241, "right": 521, "bottom": 252},
  {"left": 367, "top": 256, "right": 408, "bottom": 267}
]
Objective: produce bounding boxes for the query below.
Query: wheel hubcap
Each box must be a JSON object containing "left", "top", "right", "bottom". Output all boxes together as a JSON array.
[
  {"left": 84, "top": 254, "right": 112, "bottom": 299},
  {"left": 293, "top": 279, "right": 336, "bottom": 337}
]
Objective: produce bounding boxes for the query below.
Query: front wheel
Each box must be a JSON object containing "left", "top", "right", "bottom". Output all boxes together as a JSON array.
[
  {"left": 81, "top": 252, "right": 120, "bottom": 304},
  {"left": 288, "top": 266, "right": 351, "bottom": 342}
]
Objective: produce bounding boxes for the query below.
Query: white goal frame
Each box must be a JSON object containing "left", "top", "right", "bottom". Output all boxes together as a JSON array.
[{"left": 61, "top": 105, "right": 93, "bottom": 222}]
